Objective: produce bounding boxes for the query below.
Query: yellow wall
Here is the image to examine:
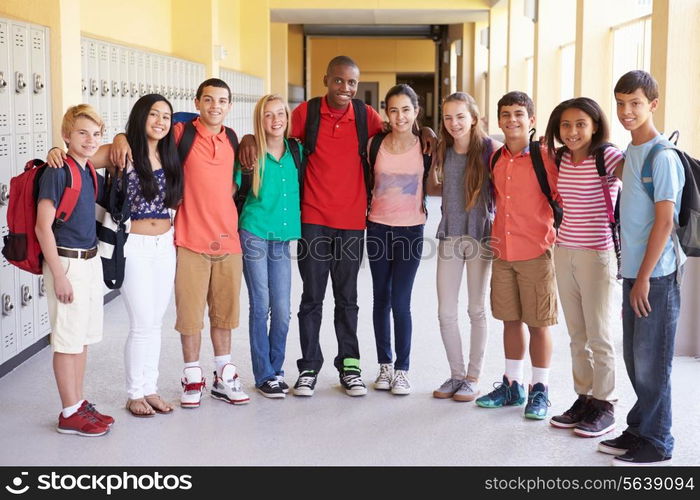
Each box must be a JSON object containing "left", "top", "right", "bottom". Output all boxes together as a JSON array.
[
  {"left": 270, "top": 23, "right": 288, "bottom": 99},
  {"left": 308, "top": 38, "right": 434, "bottom": 98},
  {"left": 507, "top": 0, "right": 534, "bottom": 94},
  {"left": 287, "top": 24, "right": 304, "bottom": 87},
  {"left": 487, "top": 0, "right": 508, "bottom": 134},
  {"left": 239, "top": 0, "right": 270, "bottom": 86},
  {"left": 219, "top": 0, "right": 241, "bottom": 71},
  {"left": 80, "top": 0, "right": 172, "bottom": 53},
  {"left": 269, "top": 0, "right": 491, "bottom": 9}
]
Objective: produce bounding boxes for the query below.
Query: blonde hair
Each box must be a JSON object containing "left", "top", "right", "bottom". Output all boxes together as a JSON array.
[
  {"left": 252, "top": 94, "right": 291, "bottom": 196},
  {"left": 61, "top": 104, "right": 105, "bottom": 143},
  {"left": 436, "top": 92, "right": 488, "bottom": 210}
]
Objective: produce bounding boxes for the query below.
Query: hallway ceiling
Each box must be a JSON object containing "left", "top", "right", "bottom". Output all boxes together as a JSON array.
[{"left": 270, "top": 8, "right": 489, "bottom": 25}]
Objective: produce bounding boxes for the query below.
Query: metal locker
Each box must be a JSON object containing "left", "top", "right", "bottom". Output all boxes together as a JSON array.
[
  {"left": 0, "top": 266, "right": 17, "bottom": 363},
  {"left": 127, "top": 49, "right": 138, "bottom": 111},
  {"left": 176, "top": 59, "right": 186, "bottom": 111},
  {"left": 119, "top": 47, "right": 130, "bottom": 129},
  {"left": 14, "top": 133, "right": 31, "bottom": 174},
  {"left": 0, "top": 22, "right": 12, "bottom": 137},
  {"left": 136, "top": 50, "right": 146, "bottom": 98},
  {"left": 109, "top": 44, "right": 120, "bottom": 141},
  {"left": 144, "top": 53, "right": 154, "bottom": 95},
  {"left": 97, "top": 41, "right": 111, "bottom": 142},
  {"left": 81, "top": 38, "right": 88, "bottom": 98},
  {"left": 17, "top": 268, "right": 35, "bottom": 350},
  {"left": 11, "top": 23, "right": 30, "bottom": 136},
  {"left": 86, "top": 39, "right": 100, "bottom": 110},
  {"left": 150, "top": 54, "right": 160, "bottom": 96},
  {"left": 0, "top": 135, "right": 11, "bottom": 257},
  {"left": 29, "top": 28, "right": 48, "bottom": 134},
  {"left": 34, "top": 275, "right": 50, "bottom": 338}
]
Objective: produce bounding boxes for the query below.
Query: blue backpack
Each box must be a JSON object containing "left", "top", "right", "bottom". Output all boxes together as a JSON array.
[{"left": 641, "top": 131, "right": 700, "bottom": 257}]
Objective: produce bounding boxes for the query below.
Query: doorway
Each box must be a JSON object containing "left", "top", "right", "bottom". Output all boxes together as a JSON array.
[
  {"left": 396, "top": 73, "right": 435, "bottom": 129},
  {"left": 356, "top": 81, "right": 379, "bottom": 112}
]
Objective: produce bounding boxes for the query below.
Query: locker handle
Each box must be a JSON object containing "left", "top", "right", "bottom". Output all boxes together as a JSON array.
[
  {"left": 38, "top": 277, "right": 46, "bottom": 297},
  {"left": 101, "top": 80, "right": 110, "bottom": 97},
  {"left": 112, "top": 81, "right": 120, "bottom": 96},
  {"left": 131, "top": 83, "right": 139, "bottom": 97},
  {"left": 2, "top": 294, "right": 13, "bottom": 316},
  {"left": 139, "top": 83, "right": 147, "bottom": 96},
  {"left": 90, "top": 79, "right": 99, "bottom": 96},
  {"left": 82, "top": 79, "right": 87, "bottom": 93},
  {"left": 0, "top": 184, "right": 8, "bottom": 206},
  {"left": 21, "top": 285, "right": 32, "bottom": 306},
  {"left": 33, "top": 73, "right": 45, "bottom": 94},
  {"left": 0, "top": 71, "right": 7, "bottom": 90},
  {"left": 15, "top": 72, "right": 27, "bottom": 94},
  {"left": 122, "top": 82, "right": 129, "bottom": 96}
]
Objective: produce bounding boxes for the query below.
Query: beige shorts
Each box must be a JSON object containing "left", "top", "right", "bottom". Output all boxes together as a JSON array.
[
  {"left": 43, "top": 255, "right": 104, "bottom": 354},
  {"left": 490, "top": 248, "right": 558, "bottom": 327},
  {"left": 174, "top": 247, "right": 242, "bottom": 335}
]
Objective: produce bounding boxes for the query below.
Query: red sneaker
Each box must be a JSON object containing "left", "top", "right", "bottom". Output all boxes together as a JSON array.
[
  {"left": 57, "top": 407, "right": 109, "bottom": 437},
  {"left": 81, "top": 400, "right": 115, "bottom": 427}
]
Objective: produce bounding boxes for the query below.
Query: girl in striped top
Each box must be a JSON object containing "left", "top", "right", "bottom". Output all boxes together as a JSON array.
[{"left": 544, "top": 97, "right": 623, "bottom": 437}]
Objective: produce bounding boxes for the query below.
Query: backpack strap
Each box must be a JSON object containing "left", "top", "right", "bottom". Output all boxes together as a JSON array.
[
  {"left": 641, "top": 140, "right": 676, "bottom": 201},
  {"left": 176, "top": 120, "right": 197, "bottom": 165},
  {"left": 351, "top": 99, "right": 372, "bottom": 203},
  {"left": 489, "top": 146, "right": 503, "bottom": 171},
  {"left": 224, "top": 126, "right": 239, "bottom": 154},
  {"left": 288, "top": 138, "right": 303, "bottom": 171},
  {"left": 368, "top": 132, "right": 387, "bottom": 171},
  {"left": 529, "top": 141, "right": 563, "bottom": 228},
  {"left": 303, "top": 97, "right": 322, "bottom": 156},
  {"left": 54, "top": 156, "right": 98, "bottom": 229}
]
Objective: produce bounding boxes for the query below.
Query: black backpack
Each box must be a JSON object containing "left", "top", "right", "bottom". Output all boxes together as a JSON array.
[
  {"left": 368, "top": 132, "right": 432, "bottom": 214},
  {"left": 234, "top": 139, "right": 303, "bottom": 215},
  {"left": 641, "top": 131, "right": 700, "bottom": 257},
  {"left": 490, "top": 140, "right": 563, "bottom": 229},
  {"left": 301, "top": 97, "right": 370, "bottom": 204}
]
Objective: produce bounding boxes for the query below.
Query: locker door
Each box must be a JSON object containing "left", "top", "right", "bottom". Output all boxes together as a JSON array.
[
  {"left": 119, "top": 46, "right": 130, "bottom": 132},
  {"left": 29, "top": 27, "right": 48, "bottom": 134},
  {"left": 0, "top": 22, "right": 11, "bottom": 137},
  {"left": 128, "top": 49, "right": 138, "bottom": 111},
  {"left": 109, "top": 44, "right": 121, "bottom": 141},
  {"left": 34, "top": 275, "right": 50, "bottom": 337},
  {"left": 0, "top": 134, "right": 15, "bottom": 361},
  {"left": 86, "top": 39, "right": 99, "bottom": 110},
  {"left": 97, "top": 42, "right": 111, "bottom": 143},
  {"left": 151, "top": 55, "right": 160, "bottom": 95},
  {"left": 144, "top": 53, "right": 154, "bottom": 94},
  {"left": 176, "top": 59, "right": 185, "bottom": 112},
  {"left": 136, "top": 50, "right": 147, "bottom": 98},
  {"left": 17, "top": 267, "right": 35, "bottom": 350},
  {"left": 81, "top": 38, "right": 88, "bottom": 99},
  {"left": 11, "top": 23, "right": 30, "bottom": 137},
  {"left": 0, "top": 135, "right": 11, "bottom": 258}
]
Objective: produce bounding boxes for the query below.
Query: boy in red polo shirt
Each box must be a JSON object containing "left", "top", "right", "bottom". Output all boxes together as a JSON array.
[{"left": 475, "top": 91, "right": 559, "bottom": 420}]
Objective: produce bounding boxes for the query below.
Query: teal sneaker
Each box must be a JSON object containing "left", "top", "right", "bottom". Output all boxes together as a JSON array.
[
  {"left": 475, "top": 375, "right": 525, "bottom": 408},
  {"left": 524, "top": 383, "right": 551, "bottom": 420}
]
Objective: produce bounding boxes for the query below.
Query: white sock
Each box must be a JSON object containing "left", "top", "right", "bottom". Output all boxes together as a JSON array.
[
  {"left": 214, "top": 355, "right": 231, "bottom": 375},
  {"left": 531, "top": 366, "right": 550, "bottom": 387},
  {"left": 505, "top": 359, "right": 525, "bottom": 384},
  {"left": 183, "top": 362, "right": 202, "bottom": 383},
  {"left": 62, "top": 401, "right": 82, "bottom": 418}
]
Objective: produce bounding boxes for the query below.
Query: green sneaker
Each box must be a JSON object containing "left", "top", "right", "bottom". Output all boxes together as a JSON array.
[
  {"left": 524, "top": 383, "right": 551, "bottom": 420},
  {"left": 339, "top": 358, "right": 367, "bottom": 397},
  {"left": 475, "top": 375, "right": 525, "bottom": 408}
]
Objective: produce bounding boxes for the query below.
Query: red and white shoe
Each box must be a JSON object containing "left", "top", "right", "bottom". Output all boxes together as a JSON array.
[
  {"left": 211, "top": 364, "right": 250, "bottom": 405},
  {"left": 81, "top": 400, "right": 115, "bottom": 426},
  {"left": 57, "top": 407, "right": 109, "bottom": 437},
  {"left": 180, "top": 367, "right": 206, "bottom": 409}
]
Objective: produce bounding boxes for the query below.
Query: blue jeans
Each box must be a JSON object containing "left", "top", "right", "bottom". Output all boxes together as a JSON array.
[
  {"left": 366, "top": 221, "right": 424, "bottom": 371},
  {"left": 622, "top": 272, "right": 680, "bottom": 456},
  {"left": 240, "top": 229, "right": 292, "bottom": 387}
]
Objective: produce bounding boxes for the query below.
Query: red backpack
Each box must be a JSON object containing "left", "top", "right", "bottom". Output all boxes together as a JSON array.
[{"left": 1, "top": 156, "right": 98, "bottom": 274}]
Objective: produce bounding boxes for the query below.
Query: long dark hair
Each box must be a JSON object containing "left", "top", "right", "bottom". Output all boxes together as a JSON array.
[
  {"left": 125, "top": 94, "right": 182, "bottom": 208},
  {"left": 545, "top": 97, "right": 611, "bottom": 157}
]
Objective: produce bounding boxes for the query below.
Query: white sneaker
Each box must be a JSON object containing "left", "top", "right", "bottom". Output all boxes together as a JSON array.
[
  {"left": 374, "top": 363, "right": 394, "bottom": 390},
  {"left": 211, "top": 363, "right": 250, "bottom": 405},
  {"left": 180, "top": 367, "right": 206, "bottom": 408},
  {"left": 391, "top": 370, "right": 411, "bottom": 395}
]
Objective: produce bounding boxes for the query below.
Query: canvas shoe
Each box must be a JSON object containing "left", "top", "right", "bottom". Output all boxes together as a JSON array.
[
  {"left": 390, "top": 370, "right": 411, "bottom": 395},
  {"left": 475, "top": 375, "right": 526, "bottom": 408},
  {"left": 180, "top": 367, "right": 206, "bottom": 408},
  {"left": 524, "top": 383, "right": 550, "bottom": 420},
  {"left": 293, "top": 370, "right": 318, "bottom": 397},
  {"left": 374, "top": 363, "right": 393, "bottom": 390},
  {"left": 339, "top": 358, "right": 367, "bottom": 396},
  {"left": 211, "top": 363, "right": 250, "bottom": 405},
  {"left": 276, "top": 375, "right": 289, "bottom": 394},
  {"left": 598, "top": 430, "right": 641, "bottom": 456},
  {"left": 57, "top": 407, "right": 109, "bottom": 437},
  {"left": 433, "top": 378, "right": 463, "bottom": 399},
  {"left": 257, "top": 379, "right": 285, "bottom": 399},
  {"left": 550, "top": 395, "right": 590, "bottom": 429},
  {"left": 574, "top": 399, "right": 615, "bottom": 437},
  {"left": 80, "top": 400, "right": 114, "bottom": 427},
  {"left": 612, "top": 439, "right": 672, "bottom": 466},
  {"left": 452, "top": 379, "right": 479, "bottom": 402}
]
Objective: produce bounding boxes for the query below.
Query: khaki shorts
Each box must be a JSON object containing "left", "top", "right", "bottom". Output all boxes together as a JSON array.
[
  {"left": 43, "top": 255, "right": 104, "bottom": 354},
  {"left": 490, "top": 248, "right": 558, "bottom": 327},
  {"left": 174, "top": 247, "right": 242, "bottom": 335}
]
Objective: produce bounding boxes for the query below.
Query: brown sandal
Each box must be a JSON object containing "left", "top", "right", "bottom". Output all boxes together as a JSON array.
[
  {"left": 144, "top": 394, "right": 173, "bottom": 414},
  {"left": 126, "top": 398, "right": 156, "bottom": 418}
]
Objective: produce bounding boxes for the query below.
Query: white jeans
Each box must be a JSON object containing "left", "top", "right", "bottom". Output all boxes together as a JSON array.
[
  {"left": 122, "top": 228, "right": 176, "bottom": 399},
  {"left": 436, "top": 236, "right": 492, "bottom": 380}
]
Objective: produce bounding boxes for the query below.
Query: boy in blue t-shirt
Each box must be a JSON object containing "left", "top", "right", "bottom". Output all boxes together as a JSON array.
[
  {"left": 597, "top": 71, "right": 685, "bottom": 466},
  {"left": 35, "top": 104, "right": 112, "bottom": 437}
]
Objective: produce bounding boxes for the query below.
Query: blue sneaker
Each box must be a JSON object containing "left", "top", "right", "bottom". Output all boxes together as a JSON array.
[
  {"left": 524, "top": 383, "right": 550, "bottom": 420},
  {"left": 475, "top": 375, "right": 525, "bottom": 408}
]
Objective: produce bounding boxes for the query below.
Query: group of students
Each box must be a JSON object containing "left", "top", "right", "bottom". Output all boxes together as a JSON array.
[{"left": 36, "top": 54, "right": 683, "bottom": 467}]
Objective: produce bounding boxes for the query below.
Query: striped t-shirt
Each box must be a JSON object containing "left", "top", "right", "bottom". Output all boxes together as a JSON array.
[{"left": 556, "top": 147, "right": 624, "bottom": 250}]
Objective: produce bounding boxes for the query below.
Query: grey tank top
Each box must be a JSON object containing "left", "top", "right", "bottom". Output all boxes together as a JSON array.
[{"left": 435, "top": 145, "right": 493, "bottom": 241}]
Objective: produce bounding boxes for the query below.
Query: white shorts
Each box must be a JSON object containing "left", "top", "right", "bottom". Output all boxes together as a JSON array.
[{"left": 43, "top": 253, "right": 104, "bottom": 354}]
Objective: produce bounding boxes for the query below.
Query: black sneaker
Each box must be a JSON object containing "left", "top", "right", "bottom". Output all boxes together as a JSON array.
[
  {"left": 293, "top": 370, "right": 317, "bottom": 397},
  {"left": 276, "top": 376, "right": 289, "bottom": 394},
  {"left": 257, "top": 379, "right": 285, "bottom": 399},
  {"left": 550, "top": 395, "right": 590, "bottom": 428},
  {"left": 612, "top": 438, "right": 672, "bottom": 466},
  {"left": 574, "top": 399, "right": 615, "bottom": 437},
  {"left": 339, "top": 359, "right": 367, "bottom": 397},
  {"left": 598, "top": 430, "right": 641, "bottom": 456}
]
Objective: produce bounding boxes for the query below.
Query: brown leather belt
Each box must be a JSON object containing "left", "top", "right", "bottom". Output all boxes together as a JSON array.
[{"left": 57, "top": 247, "right": 98, "bottom": 259}]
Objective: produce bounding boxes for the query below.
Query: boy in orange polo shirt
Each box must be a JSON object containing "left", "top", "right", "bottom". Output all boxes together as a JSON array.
[{"left": 475, "top": 91, "right": 559, "bottom": 420}]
